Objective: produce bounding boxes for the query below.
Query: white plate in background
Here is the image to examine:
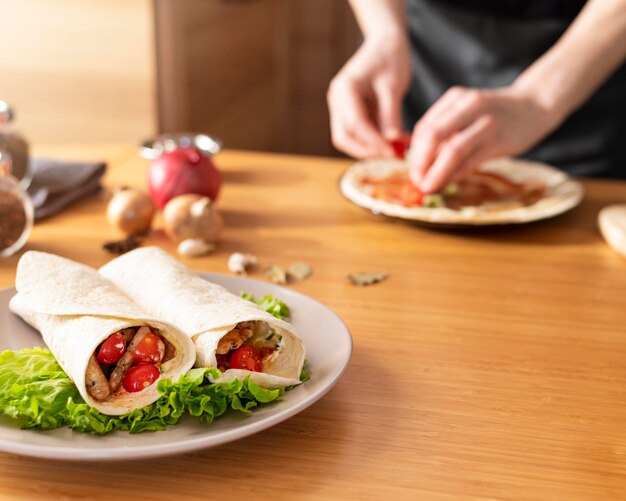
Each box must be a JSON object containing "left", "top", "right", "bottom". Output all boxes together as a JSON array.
[{"left": 340, "top": 157, "right": 584, "bottom": 226}]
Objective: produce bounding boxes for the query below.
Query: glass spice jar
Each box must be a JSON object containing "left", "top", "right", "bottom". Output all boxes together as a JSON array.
[
  {"left": 0, "top": 101, "right": 30, "bottom": 189},
  {"left": 0, "top": 150, "right": 33, "bottom": 257}
]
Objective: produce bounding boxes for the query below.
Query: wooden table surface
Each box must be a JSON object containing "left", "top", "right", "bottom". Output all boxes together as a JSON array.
[{"left": 1, "top": 144, "right": 626, "bottom": 500}]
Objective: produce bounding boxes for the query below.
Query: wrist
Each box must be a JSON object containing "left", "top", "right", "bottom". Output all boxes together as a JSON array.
[
  {"left": 510, "top": 76, "right": 569, "bottom": 130},
  {"left": 349, "top": 0, "right": 409, "bottom": 48},
  {"left": 363, "top": 30, "right": 409, "bottom": 50}
]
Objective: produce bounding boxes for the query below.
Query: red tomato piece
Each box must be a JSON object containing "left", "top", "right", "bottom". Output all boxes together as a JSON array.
[
  {"left": 96, "top": 332, "right": 126, "bottom": 365},
  {"left": 132, "top": 332, "right": 165, "bottom": 365},
  {"left": 399, "top": 182, "right": 424, "bottom": 207},
  {"left": 389, "top": 134, "right": 412, "bottom": 159},
  {"left": 229, "top": 345, "right": 262, "bottom": 372},
  {"left": 122, "top": 364, "right": 161, "bottom": 393},
  {"left": 390, "top": 139, "right": 407, "bottom": 160}
]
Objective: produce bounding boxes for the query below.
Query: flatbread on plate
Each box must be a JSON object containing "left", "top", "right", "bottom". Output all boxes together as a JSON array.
[{"left": 339, "top": 157, "right": 584, "bottom": 226}]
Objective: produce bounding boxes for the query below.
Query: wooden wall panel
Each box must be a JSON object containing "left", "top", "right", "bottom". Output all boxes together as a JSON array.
[
  {"left": 0, "top": 0, "right": 156, "bottom": 144},
  {"left": 155, "top": 0, "right": 291, "bottom": 152},
  {"left": 155, "top": 0, "right": 359, "bottom": 156},
  {"left": 288, "top": 0, "right": 359, "bottom": 155}
]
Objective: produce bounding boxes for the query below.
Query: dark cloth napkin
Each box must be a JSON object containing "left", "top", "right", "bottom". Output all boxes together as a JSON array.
[{"left": 27, "top": 158, "right": 106, "bottom": 220}]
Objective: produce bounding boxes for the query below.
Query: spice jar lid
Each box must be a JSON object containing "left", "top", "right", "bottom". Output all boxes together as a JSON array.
[
  {"left": 0, "top": 101, "right": 13, "bottom": 126},
  {"left": 139, "top": 133, "right": 222, "bottom": 160}
]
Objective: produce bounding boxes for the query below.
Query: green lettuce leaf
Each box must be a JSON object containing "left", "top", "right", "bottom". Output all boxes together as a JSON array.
[
  {"left": 0, "top": 348, "right": 286, "bottom": 435},
  {"left": 241, "top": 292, "right": 290, "bottom": 320},
  {"left": 0, "top": 347, "right": 80, "bottom": 430},
  {"left": 300, "top": 364, "right": 310, "bottom": 383}
]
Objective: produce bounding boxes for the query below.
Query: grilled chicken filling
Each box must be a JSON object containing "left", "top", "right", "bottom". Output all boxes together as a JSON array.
[
  {"left": 86, "top": 326, "right": 176, "bottom": 401},
  {"left": 215, "top": 325, "right": 253, "bottom": 355},
  {"left": 215, "top": 321, "right": 280, "bottom": 373}
]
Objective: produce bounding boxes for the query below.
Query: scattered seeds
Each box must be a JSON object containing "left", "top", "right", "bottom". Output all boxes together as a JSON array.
[
  {"left": 228, "top": 252, "right": 257, "bottom": 275},
  {"left": 348, "top": 272, "right": 388, "bottom": 286},
  {"left": 288, "top": 262, "right": 312, "bottom": 281},
  {"left": 103, "top": 234, "right": 142, "bottom": 255},
  {"left": 266, "top": 265, "right": 288, "bottom": 284}
]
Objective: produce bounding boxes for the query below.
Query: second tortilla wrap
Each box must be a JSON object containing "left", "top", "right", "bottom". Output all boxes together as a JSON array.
[
  {"left": 100, "top": 247, "right": 306, "bottom": 388},
  {"left": 9, "top": 251, "right": 196, "bottom": 416}
]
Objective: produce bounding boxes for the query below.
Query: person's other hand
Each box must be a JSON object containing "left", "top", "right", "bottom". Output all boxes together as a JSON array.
[
  {"left": 408, "top": 85, "right": 563, "bottom": 193},
  {"left": 327, "top": 38, "right": 412, "bottom": 158}
]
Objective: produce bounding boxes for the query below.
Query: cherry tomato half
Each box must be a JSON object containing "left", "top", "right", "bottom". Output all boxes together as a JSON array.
[
  {"left": 132, "top": 332, "right": 165, "bottom": 365},
  {"left": 96, "top": 332, "right": 126, "bottom": 365},
  {"left": 229, "top": 345, "right": 262, "bottom": 372},
  {"left": 122, "top": 364, "right": 161, "bottom": 393}
]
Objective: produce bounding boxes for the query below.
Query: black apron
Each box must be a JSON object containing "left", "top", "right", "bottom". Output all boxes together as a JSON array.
[{"left": 404, "top": 0, "right": 626, "bottom": 179}]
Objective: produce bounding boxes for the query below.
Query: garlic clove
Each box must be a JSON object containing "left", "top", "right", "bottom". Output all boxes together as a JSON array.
[
  {"left": 190, "top": 197, "right": 211, "bottom": 218},
  {"left": 163, "top": 194, "right": 222, "bottom": 244},
  {"left": 227, "top": 252, "right": 257, "bottom": 274},
  {"left": 177, "top": 238, "right": 216, "bottom": 257}
]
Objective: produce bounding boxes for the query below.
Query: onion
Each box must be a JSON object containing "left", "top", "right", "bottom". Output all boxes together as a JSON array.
[
  {"left": 106, "top": 187, "right": 155, "bottom": 235},
  {"left": 148, "top": 147, "right": 221, "bottom": 209}
]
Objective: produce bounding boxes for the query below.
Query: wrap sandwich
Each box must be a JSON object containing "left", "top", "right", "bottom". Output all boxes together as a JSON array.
[
  {"left": 100, "top": 247, "right": 306, "bottom": 388},
  {"left": 9, "top": 251, "right": 196, "bottom": 416}
]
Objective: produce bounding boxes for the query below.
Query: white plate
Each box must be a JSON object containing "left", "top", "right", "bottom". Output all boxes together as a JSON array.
[
  {"left": 340, "top": 157, "right": 584, "bottom": 226},
  {"left": 0, "top": 273, "right": 352, "bottom": 461}
]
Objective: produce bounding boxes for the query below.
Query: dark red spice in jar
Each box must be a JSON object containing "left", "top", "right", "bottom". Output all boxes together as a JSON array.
[{"left": 0, "top": 190, "right": 26, "bottom": 250}]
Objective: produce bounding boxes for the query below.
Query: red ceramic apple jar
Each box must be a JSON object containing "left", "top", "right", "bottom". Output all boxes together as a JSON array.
[{"left": 140, "top": 134, "right": 223, "bottom": 209}]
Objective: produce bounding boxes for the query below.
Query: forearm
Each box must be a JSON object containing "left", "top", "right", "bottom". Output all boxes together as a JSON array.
[
  {"left": 348, "top": 0, "right": 408, "bottom": 43},
  {"left": 514, "top": 0, "right": 626, "bottom": 124}
]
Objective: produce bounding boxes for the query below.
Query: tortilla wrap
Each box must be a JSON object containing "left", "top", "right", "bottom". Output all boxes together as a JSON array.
[
  {"left": 100, "top": 247, "right": 306, "bottom": 388},
  {"left": 9, "top": 251, "right": 196, "bottom": 416},
  {"left": 340, "top": 157, "right": 584, "bottom": 225}
]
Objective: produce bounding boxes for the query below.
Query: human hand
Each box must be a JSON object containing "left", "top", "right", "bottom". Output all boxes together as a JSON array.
[
  {"left": 327, "top": 37, "right": 412, "bottom": 158},
  {"left": 408, "top": 85, "right": 563, "bottom": 193}
]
